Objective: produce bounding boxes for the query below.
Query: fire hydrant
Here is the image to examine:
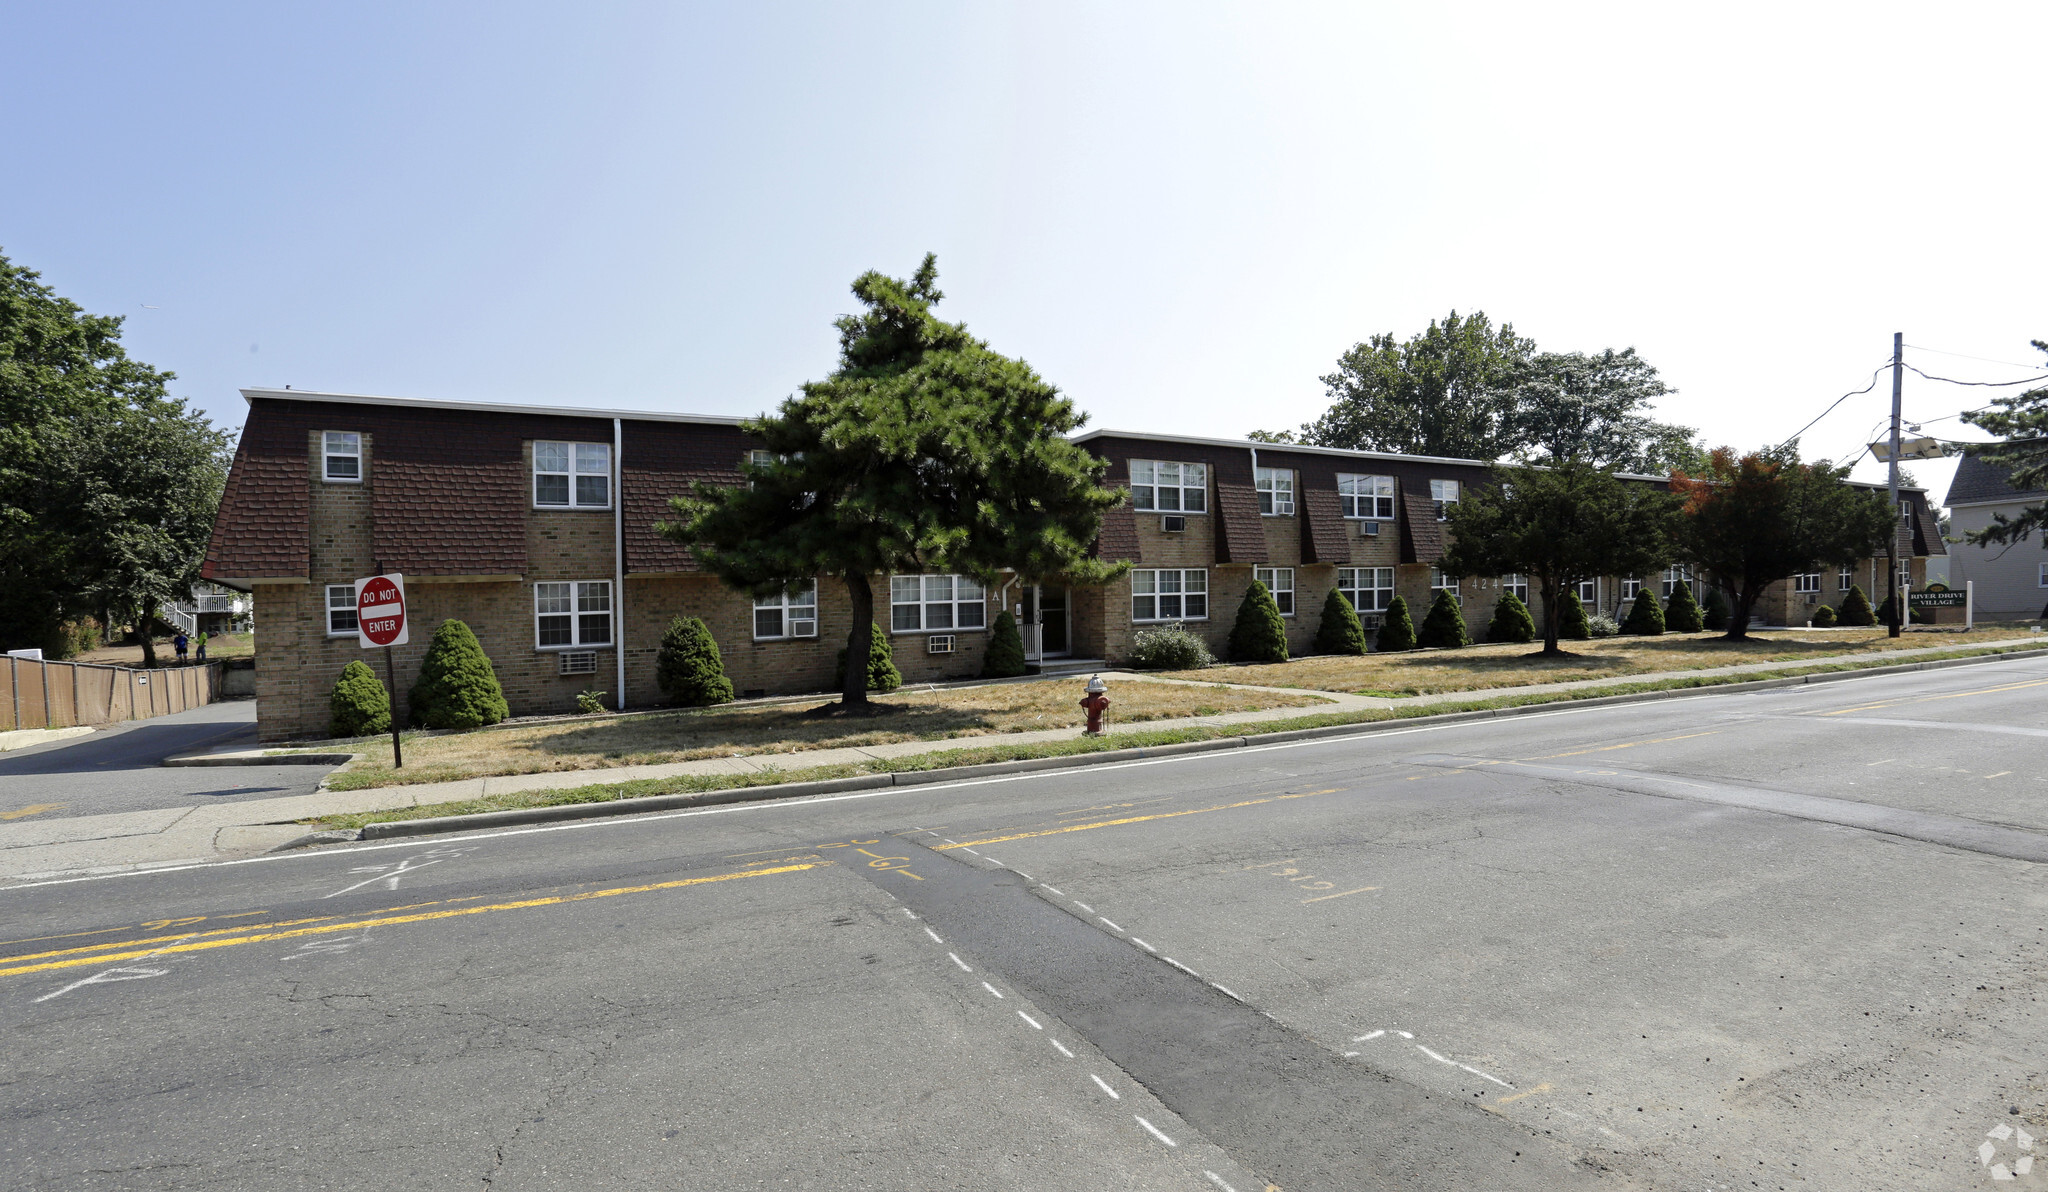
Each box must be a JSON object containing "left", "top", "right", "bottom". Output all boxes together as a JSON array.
[{"left": 1080, "top": 675, "right": 1110, "bottom": 736}]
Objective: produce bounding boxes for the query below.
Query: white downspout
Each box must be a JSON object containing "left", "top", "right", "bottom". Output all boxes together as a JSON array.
[{"left": 613, "top": 418, "right": 626, "bottom": 711}]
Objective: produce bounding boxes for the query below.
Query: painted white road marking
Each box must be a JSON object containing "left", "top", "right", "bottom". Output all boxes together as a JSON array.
[
  {"left": 1204, "top": 1172, "right": 1237, "bottom": 1192},
  {"left": 981, "top": 981, "right": 1004, "bottom": 999},
  {"left": 1017, "top": 1011, "right": 1042, "bottom": 1029},
  {"left": 321, "top": 846, "right": 470, "bottom": 898},
  {"left": 1414, "top": 1043, "right": 1513, "bottom": 1089},
  {"left": 1052, "top": 1040, "right": 1075, "bottom": 1058},
  {"left": 33, "top": 961, "right": 178, "bottom": 1003},
  {"left": 1165, "top": 957, "right": 1198, "bottom": 976},
  {"left": 1211, "top": 983, "right": 1242, "bottom": 1001},
  {"left": 1073, "top": 902, "right": 1094, "bottom": 913},
  {"left": 1091, "top": 1073, "right": 1120, "bottom": 1099},
  {"left": 1098, "top": 917, "right": 1123, "bottom": 931},
  {"left": 948, "top": 952, "right": 972, "bottom": 972},
  {"left": 1134, "top": 1115, "right": 1176, "bottom": 1147},
  {"left": 1041, "top": 885, "right": 1063, "bottom": 896},
  {"left": 923, "top": 927, "right": 943, "bottom": 943},
  {"left": 1130, "top": 937, "right": 1155, "bottom": 951}
]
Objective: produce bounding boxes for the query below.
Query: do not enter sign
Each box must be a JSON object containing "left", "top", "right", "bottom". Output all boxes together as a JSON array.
[{"left": 355, "top": 573, "right": 409, "bottom": 647}]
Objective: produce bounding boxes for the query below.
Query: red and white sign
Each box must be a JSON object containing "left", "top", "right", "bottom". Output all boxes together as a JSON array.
[{"left": 355, "top": 573, "right": 409, "bottom": 648}]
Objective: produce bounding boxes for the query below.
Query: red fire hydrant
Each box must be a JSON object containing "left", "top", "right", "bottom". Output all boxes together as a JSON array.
[{"left": 1080, "top": 675, "right": 1110, "bottom": 736}]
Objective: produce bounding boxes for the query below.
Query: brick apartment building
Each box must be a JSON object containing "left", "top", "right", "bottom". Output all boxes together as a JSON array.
[{"left": 204, "top": 388, "right": 1945, "bottom": 740}]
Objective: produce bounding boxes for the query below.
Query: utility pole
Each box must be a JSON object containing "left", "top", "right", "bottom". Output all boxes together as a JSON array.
[{"left": 1886, "top": 332, "right": 1904, "bottom": 638}]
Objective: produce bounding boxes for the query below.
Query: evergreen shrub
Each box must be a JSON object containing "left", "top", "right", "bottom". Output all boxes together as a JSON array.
[
  {"left": 834, "top": 622, "right": 903, "bottom": 692},
  {"left": 1486, "top": 591, "right": 1535, "bottom": 644},
  {"left": 656, "top": 615, "right": 734, "bottom": 706},
  {"left": 1702, "top": 588, "right": 1730, "bottom": 631},
  {"left": 407, "top": 620, "right": 508, "bottom": 729},
  {"left": 1313, "top": 589, "right": 1366, "bottom": 655},
  {"left": 982, "top": 610, "right": 1027, "bottom": 678},
  {"left": 1376, "top": 595, "right": 1418, "bottom": 651},
  {"left": 1417, "top": 590, "right": 1470, "bottom": 649},
  {"left": 1588, "top": 613, "right": 1620, "bottom": 637},
  {"left": 1229, "top": 580, "right": 1290, "bottom": 663},
  {"left": 1812, "top": 604, "right": 1838, "bottom": 627},
  {"left": 1665, "top": 583, "right": 1704, "bottom": 633},
  {"left": 1622, "top": 589, "right": 1667, "bottom": 635},
  {"left": 329, "top": 659, "right": 391, "bottom": 737},
  {"left": 1557, "top": 590, "right": 1591, "bottom": 640},
  {"left": 1128, "top": 623, "right": 1214, "bottom": 670},
  {"left": 1839, "top": 584, "right": 1876, "bottom": 626}
]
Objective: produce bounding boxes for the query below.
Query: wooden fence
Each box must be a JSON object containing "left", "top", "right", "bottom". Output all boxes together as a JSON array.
[{"left": 0, "top": 656, "right": 225, "bottom": 733}]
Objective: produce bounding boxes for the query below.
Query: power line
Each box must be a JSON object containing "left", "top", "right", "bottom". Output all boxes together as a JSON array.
[
  {"left": 1900, "top": 362, "right": 2048, "bottom": 388},
  {"left": 1904, "top": 343, "right": 2047, "bottom": 372},
  {"left": 1779, "top": 363, "right": 1889, "bottom": 448}
]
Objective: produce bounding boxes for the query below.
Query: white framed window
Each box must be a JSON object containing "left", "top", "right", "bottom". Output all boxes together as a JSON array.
[
  {"left": 1129, "top": 460, "right": 1207, "bottom": 513},
  {"left": 534, "top": 441, "right": 611, "bottom": 509},
  {"left": 1577, "top": 578, "right": 1600, "bottom": 606},
  {"left": 1504, "top": 574, "right": 1529, "bottom": 603},
  {"left": 1793, "top": 573, "right": 1821, "bottom": 594},
  {"left": 1131, "top": 569, "right": 1208, "bottom": 622},
  {"left": 1621, "top": 578, "right": 1643, "bottom": 602},
  {"left": 1431, "top": 568, "right": 1460, "bottom": 602},
  {"left": 1337, "top": 473, "right": 1395, "bottom": 520},
  {"left": 535, "top": 580, "right": 612, "bottom": 648},
  {"left": 1661, "top": 566, "right": 1690, "bottom": 598},
  {"left": 1255, "top": 467, "right": 1295, "bottom": 516},
  {"left": 325, "top": 585, "right": 359, "bottom": 636},
  {"left": 322, "top": 432, "right": 361, "bottom": 483},
  {"left": 754, "top": 582, "right": 818, "bottom": 640},
  {"left": 1254, "top": 566, "right": 1295, "bottom": 616},
  {"left": 890, "top": 575, "right": 987, "bottom": 633},
  {"left": 1430, "top": 479, "right": 1460, "bottom": 521},
  {"left": 1338, "top": 567, "right": 1394, "bottom": 613},
  {"left": 2040, "top": 562, "right": 2048, "bottom": 589}
]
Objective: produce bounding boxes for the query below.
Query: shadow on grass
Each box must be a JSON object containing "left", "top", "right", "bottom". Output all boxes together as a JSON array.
[{"left": 455, "top": 697, "right": 1016, "bottom": 762}]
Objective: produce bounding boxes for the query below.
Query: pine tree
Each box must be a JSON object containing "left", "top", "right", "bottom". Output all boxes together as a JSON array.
[
  {"left": 1376, "top": 595, "right": 1417, "bottom": 651},
  {"left": 655, "top": 616, "right": 733, "bottom": 706},
  {"left": 1486, "top": 591, "right": 1536, "bottom": 643},
  {"left": 1664, "top": 582, "right": 1704, "bottom": 632},
  {"left": 982, "top": 609, "right": 1027, "bottom": 677},
  {"left": 835, "top": 621, "right": 903, "bottom": 692},
  {"left": 329, "top": 659, "right": 391, "bottom": 737},
  {"left": 1313, "top": 588, "right": 1366, "bottom": 655},
  {"left": 1558, "top": 589, "right": 1591, "bottom": 640},
  {"left": 1417, "top": 590, "right": 1471, "bottom": 649},
  {"left": 407, "top": 619, "right": 509, "bottom": 730},
  {"left": 1839, "top": 584, "right": 1875, "bottom": 626},
  {"left": 1701, "top": 588, "right": 1730, "bottom": 631},
  {"left": 1622, "top": 589, "right": 1667, "bottom": 635},
  {"left": 1229, "top": 580, "right": 1290, "bottom": 663}
]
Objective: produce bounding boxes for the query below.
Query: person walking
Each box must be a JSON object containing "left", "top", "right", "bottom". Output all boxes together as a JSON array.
[
  {"left": 195, "top": 632, "right": 208, "bottom": 662},
  {"left": 173, "top": 632, "right": 189, "bottom": 664}
]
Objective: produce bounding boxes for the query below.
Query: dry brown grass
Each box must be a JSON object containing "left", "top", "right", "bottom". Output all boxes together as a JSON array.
[
  {"left": 1164, "top": 625, "right": 2045, "bottom": 695},
  {"left": 323, "top": 677, "right": 1326, "bottom": 790}
]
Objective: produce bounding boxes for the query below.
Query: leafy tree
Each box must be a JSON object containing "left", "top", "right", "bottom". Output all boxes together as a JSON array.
[
  {"left": 0, "top": 251, "right": 228, "bottom": 660},
  {"left": 328, "top": 660, "right": 391, "bottom": 737},
  {"left": 1283, "top": 311, "right": 1534, "bottom": 458},
  {"left": 1313, "top": 588, "right": 1366, "bottom": 655},
  {"left": 1621, "top": 588, "right": 1666, "bottom": 635},
  {"left": 660, "top": 256, "right": 1123, "bottom": 713},
  {"left": 1959, "top": 339, "right": 2048, "bottom": 549},
  {"left": 655, "top": 615, "right": 733, "bottom": 706},
  {"left": 834, "top": 622, "right": 903, "bottom": 693},
  {"left": 1701, "top": 588, "right": 1730, "bottom": 631},
  {"left": 1486, "top": 590, "right": 1536, "bottom": 643},
  {"left": 982, "top": 609, "right": 1026, "bottom": 677},
  {"left": 1839, "top": 584, "right": 1875, "bottom": 627},
  {"left": 1670, "top": 447, "right": 1895, "bottom": 641},
  {"left": 1229, "top": 579, "right": 1290, "bottom": 663},
  {"left": 1510, "top": 349, "right": 1704, "bottom": 472},
  {"left": 1376, "top": 595, "right": 1417, "bottom": 651},
  {"left": 1439, "top": 460, "right": 1678, "bottom": 655},
  {"left": 1557, "top": 589, "right": 1591, "bottom": 640},
  {"left": 1664, "top": 582, "right": 1704, "bottom": 633},
  {"left": 1417, "top": 590, "right": 1470, "bottom": 649},
  {"left": 407, "top": 619, "right": 509, "bottom": 729}
]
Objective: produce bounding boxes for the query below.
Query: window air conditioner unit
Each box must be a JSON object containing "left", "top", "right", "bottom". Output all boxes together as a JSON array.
[
  {"left": 1358, "top": 520, "right": 1380, "bottom": 536},
  {"left": 1361, "top": 613, "right": 1385, "bottom": 630},
  {"left": 927, "top": 635, "right": 955, "bottom": 655},
  {"left": 1161, "top": 515, "right": 1186, "bottom": 533},
  {"left": 559, "top": 651, "right": 598, "bottom": 676}
]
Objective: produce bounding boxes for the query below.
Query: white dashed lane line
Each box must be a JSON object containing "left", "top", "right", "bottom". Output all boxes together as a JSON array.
[
  {"left": 1091, "top": 1073, "right": 1121, "bottom": 1099},
  {"left": 923, "top": 926, "right": 943, "bottom": 943},
  {"left": 1135, "top": 1115, "right": 1177, "bottom": 1147},
  {"left": 1052, "top": 1039, "right": 1075, "bottom": 1058},
  {"left": 948, "top": 952, "right": 972, "bottom": 972},
  {"left": 981, "top": 981, "right": 1005, "bottom": 999}
]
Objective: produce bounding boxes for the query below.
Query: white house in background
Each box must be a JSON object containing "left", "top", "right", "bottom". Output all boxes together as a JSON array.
[
  {"left": 1943, "top": 444, "right": 2048, "bottom": 621},
  {"left": 163, "top": 581, "right": 253, "bottom": 637}
]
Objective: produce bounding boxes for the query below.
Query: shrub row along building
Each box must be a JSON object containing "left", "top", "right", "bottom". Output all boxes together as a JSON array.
[{"left": 203, "top": 389, "right": 1946, "bottom": 739}]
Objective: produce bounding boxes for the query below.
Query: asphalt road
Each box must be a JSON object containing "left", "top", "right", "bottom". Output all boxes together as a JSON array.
[
  {"left": 5, "top": 657, "right": 2046, "bottom": 1190},
  {"left": 0, "top": 702, "right": 335, "bottom": 822}
]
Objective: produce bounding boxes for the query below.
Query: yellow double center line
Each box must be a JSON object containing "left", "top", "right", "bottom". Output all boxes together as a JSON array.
[{"left": 1, "top": 863, "right": 823, "bottom": 980}]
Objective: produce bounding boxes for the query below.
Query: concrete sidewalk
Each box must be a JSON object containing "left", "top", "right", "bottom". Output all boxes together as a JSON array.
[{"left": 5, "top": 635, "right": 2043, "bottom": 885}]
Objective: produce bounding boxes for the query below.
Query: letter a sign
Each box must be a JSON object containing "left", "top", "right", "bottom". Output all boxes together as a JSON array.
[{"left": 355, "top": 573, "right": 409, "bottom": 648}]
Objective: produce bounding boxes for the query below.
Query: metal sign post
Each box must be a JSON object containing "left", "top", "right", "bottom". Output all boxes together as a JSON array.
[{"left": 355, "top": 572, "right": 410, "bottom": 768}]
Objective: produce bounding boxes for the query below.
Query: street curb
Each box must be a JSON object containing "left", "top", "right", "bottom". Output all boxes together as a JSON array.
[
  {"left": 165, "top": 750, "right": 359, "bottom": 768},
  {"left": 344, "top": 642, "right": 2048, "bottom": 842}
]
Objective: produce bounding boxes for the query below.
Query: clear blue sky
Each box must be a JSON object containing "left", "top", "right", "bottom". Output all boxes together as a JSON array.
[{"left": 6, "top": 3, "right": 2044, "bottom": 502}]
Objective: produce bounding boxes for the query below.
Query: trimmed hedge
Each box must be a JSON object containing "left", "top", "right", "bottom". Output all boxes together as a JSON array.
[
  {"left": 982, "top": 610, "right": 1027, "bottom": 678},
  {"left": 1376, "top": 595, "right": 1417, "bottom": 651},
  {"left": 1840, "top": 584, "right": 1875, "bottom": 627},
  {"left": 1129, "top": 623, "right": 1214, "bottom": 669},
  {"left": 408, "top": 619, "right": 509, "bottom": 730},
  {"left": 1665, "top": 583, "right": 1704, "bottom": 633},
  {"left": 1313, "top": 588, "right": 1367, "bottom": 655},
  {"left": 834, "top": 622, "right": 903, "bottom": 693},
  {"left": 329, "top": 659, "right": 391, "bottom": 737},
  {"left": 1417, "top": 590, "right": 1470, "bottom": 649},
  {"left": 1229, "top": 580, "right": 1290, "bottom": 663},
  {"left": 1486, "top": 591, "right": 1536, "bottom": 644},
  {"left": 1558, "top": 590, "right": 1591, "bottom": 640},
  {"left": 1622, "top": 589, "right": 1666, "bottom": 635},
  {"left": 1812, "top": 603, "right": 1838, "bottom": 627},
  {"left": 656, "top": 615, "right": 733, "bottom": 706}
]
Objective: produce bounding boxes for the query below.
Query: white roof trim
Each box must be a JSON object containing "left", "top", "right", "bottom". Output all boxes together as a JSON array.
[
  {"left": 1071, "top": 428, "right": 1672, "bottom": 482},
  {"left": 241, "top": 387, "right": 749, "bottom": 427}
]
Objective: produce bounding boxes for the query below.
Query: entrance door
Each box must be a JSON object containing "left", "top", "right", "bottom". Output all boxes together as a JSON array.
[
  {"left": 1019, "top": 587, "right": 1043, "bottom": 661},
  {"left": 1040, "top": 586, "right": 1070, "bottom": 657}
]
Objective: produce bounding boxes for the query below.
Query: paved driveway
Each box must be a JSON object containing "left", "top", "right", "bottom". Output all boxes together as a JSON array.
[{"left": 0, "top": 701, "right": 340, "bottom": 822}]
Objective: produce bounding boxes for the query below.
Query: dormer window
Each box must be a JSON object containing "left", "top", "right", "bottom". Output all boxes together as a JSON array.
[
  {"left": 534, "top": 441, "right": 611, "bottom": 509},
  {"left": 1430, "top": 479, "right": 1460, "bottom": 520},
  {"left": 323, "top": 432, "right": 361, "bottom": 483},
  {"left": 1129, "top": 460, "right": 1207, "bottom": 513},
  {"left": 1255, "top": 467, "right": 1294, "bottom": 516},
  {"left": 1337, "top": 474, "right": 1394, "bottom": 520}
]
